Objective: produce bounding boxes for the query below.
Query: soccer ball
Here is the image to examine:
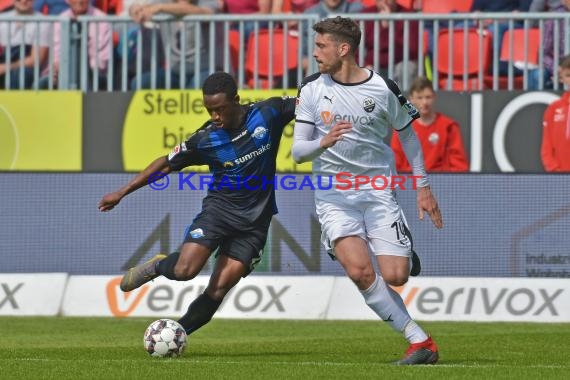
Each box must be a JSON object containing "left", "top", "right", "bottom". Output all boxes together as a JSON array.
[{"left": 143, "top": 319, "right": 187, "bottom": 358}]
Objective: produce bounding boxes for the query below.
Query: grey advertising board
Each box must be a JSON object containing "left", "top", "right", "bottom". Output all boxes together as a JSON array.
[{"left": 0, "top": 173, "right": 568, "bottom": 278}]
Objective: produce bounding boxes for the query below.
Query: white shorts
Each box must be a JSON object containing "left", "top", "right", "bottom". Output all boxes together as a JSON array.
[{"left": 315, "top": 189, "right": 413, "bottom": 258}]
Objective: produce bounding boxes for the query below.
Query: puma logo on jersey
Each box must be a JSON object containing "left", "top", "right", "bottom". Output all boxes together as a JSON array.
[{"left": 323, "top": 95, "right": 334, "bottom": 103}]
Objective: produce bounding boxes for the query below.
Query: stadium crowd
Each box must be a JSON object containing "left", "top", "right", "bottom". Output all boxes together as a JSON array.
[{"left": 1, "top": 0, "right": 569, "bottom": 92}]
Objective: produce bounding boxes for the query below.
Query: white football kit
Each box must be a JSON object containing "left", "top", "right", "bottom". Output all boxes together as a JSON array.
[{"left": 294, "top": 69, "right": 427, "bottom": 257}]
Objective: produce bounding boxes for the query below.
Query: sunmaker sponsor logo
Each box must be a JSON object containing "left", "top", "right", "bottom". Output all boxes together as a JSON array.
[{"left": 234, "top": 143, "right": 271, "bottom": 164}]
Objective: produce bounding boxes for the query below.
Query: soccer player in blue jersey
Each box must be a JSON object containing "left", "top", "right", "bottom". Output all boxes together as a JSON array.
[{"left": 98, "top": 71, "right": 296, "bottom": 334}]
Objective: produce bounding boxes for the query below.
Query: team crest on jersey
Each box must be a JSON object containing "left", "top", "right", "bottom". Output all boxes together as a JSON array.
[
  {"left": 223, "top": 161, "right": 234, "bottom": 168},
  {"left": 252, "top": 126, "right": 267, "bottom": 140},
  {"left": 363, "top": 97, "right": 375, "bottom": 112},
  {"left": 428, "top": 132, "right": 440, "bottom": 145},
  {"left": 190, "top": 228, "right": 205, "bottom": 239}
]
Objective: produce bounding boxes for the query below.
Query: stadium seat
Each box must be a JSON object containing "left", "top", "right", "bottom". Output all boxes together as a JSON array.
[
  {"left": 0, "top": 0, "right": 12, "bottom": 12},
  {"left": 436, "top": 28, "right": 492, "bottom": 90},
  {"left": 484, "top": 28, "right": 541, "bottom": 89},
  {"left": 361, "top": 0, "right": 415, "bottom": 10},
  {"left": 228, "top": 29, "right": 242, "bottom": 74},
  {"left": 423, "top": 29, "right": 430, "bottom": 55},
  {"left": 422, "top": 0, "right": 473, "bottom": 13},
  {"left": 0, "top": 1, "right": 10, "bottom": 11},
  {"left": 94, "top": 0, "right": 108, "bottom": 12},
  {"left": 245, "top": 29, "right": 299, "bottom": 89}
]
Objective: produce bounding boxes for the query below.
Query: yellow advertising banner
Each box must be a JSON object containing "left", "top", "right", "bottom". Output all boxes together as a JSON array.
[
  {"left": 122, "top": 90, "right": 312, "bottom": 172},
  {"left": 0, "top": 92, "right": 81, "bottom": 170}
]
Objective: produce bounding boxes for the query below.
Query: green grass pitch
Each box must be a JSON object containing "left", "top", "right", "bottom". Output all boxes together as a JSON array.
[{"left": 1, "top": 317, "right": 568, "bottom": 379}]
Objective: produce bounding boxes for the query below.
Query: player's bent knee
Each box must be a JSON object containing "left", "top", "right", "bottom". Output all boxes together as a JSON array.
[
  {"left": 347, "top": 268, "right": 376, "bottom": 289},
  {"left": 383, "top": 273, "right": 408, "bottom": 287},
  {"left": 173, "top": 262, "right": 200, "bottom": 281}
]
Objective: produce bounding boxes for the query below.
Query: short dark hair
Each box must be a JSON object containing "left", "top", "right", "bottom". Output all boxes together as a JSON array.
[
  {"left": 560, "top": 54, "right": 570, "bottom": 70},
  {"left": 313, "top": 16, "right": 361, "bottom": 54},
  {"left": 409, "top": 76, "right": 434, "bottom": 94},
  {"left": 202, "top": 72, "right": 238, "bottom": 99}
]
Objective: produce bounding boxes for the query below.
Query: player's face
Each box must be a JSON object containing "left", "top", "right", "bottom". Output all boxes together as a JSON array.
[
  {"left": 313, "top": 33, "right": 343, "bottom": 75},
  {"left": 558, "top": 67, "right": 570, "bottom": 88},
  {"left": 410, "top": 88, "right": 435, "bottom": 118},
  {"left": 203, "top": 93, "right": 241, "bottom": 130}
]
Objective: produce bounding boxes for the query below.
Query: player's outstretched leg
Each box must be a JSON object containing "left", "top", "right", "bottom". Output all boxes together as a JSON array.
[
  {"left": 395, "top": 335, "right": 439, "bottom": 365},
  {"left": 120, "top": 253, "right": 167, "bottom": 292}
]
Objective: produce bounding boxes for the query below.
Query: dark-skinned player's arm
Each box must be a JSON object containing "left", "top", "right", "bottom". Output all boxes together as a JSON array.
[{"left": 98, "top": 155, "right": 171, "bottom": 212}]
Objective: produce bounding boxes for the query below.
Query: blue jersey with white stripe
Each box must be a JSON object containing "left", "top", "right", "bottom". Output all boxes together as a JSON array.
[{"left": 168, "top": 96, "right": 296, "bottom": 222}]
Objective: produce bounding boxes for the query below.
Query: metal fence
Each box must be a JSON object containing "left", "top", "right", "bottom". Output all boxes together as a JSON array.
[{"left": 1, "top": 12, "right": 569, "bottom": 92}]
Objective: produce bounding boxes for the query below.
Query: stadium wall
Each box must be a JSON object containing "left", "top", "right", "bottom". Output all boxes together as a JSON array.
[
  {"left": 0, "top": 90, "right": 559, "bottom": 173},
  {"left": 2, "top": 274, "right": 569, "bottom": 322}
]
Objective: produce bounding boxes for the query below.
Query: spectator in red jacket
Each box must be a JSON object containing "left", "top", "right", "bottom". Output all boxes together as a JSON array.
[
  {"left": 392, "top": 76, "right": 469, "bottom": 172},
  {"left": 541, "top": 54, "right": 570, "bottom": 172}
]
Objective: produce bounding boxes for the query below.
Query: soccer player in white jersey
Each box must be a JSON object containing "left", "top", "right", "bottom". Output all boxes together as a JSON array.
[{"left": 292, "top": 16, "right": 443, "bottom": 365}]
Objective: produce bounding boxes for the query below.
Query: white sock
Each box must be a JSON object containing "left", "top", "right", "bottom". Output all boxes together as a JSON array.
[
  {"left": 360, "top": 273, "right": 428, "bottom": 343},
  {"left": 403, "top": 320, "right": 428, "bottom": 344}
]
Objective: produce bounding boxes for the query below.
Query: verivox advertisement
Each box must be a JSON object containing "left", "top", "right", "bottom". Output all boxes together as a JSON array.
[
  {"left": 63, "top": 275, "right": 334, "bottom": 319},
  {"left": 0, "top": 273, "right": 68, "bottom": 316},
  {"left": 329, "top": 277, "right": 570, "bottom": 322},
  {"left": 60, "top": 275, "right": 570, "bottom": 322}
]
